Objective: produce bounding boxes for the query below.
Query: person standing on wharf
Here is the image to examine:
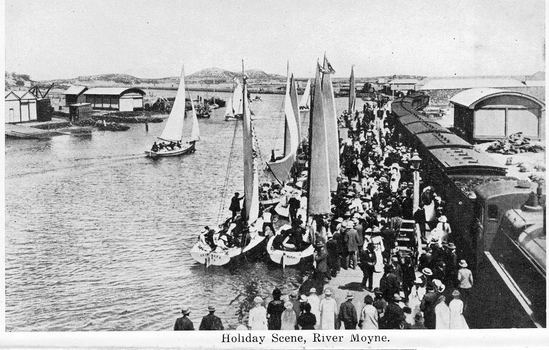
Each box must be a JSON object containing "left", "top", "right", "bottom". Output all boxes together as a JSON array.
[
  {"left": 174, "top": 307, "right": 194, "bottom": 330},
  {"left": 199, "top": 306, "right": 224, "bottom": 330}
]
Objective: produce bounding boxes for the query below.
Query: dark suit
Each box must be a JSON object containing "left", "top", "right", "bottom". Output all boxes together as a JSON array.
[
  {"left": 174, "top": 315, "right": 194, "bottom": 330},
  {"left": 199, "top": 313, "right": 224, "bottom": 330}
]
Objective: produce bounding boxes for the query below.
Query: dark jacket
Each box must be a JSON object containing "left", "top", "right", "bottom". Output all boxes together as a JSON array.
[
  {"left": 420, "top": 291, "right": 439, "bottom": 329},
  {"left": 267, "top": 299, "right": 285, "bottom": 330},
  {"left": 297, "top": 312, "right": 316, "bottom": 330},
  {"left": 380, "top": 302, "right": 404, "bottom": 329},
  {"left": 379, "top": 272, "right": 400, "bottom": 301},
  {"left": 314, "top": 247, "right": 328, "bottom": 273},
  {"left": 174, "top": 315, "right": 194, "bottom": 330},
  {"left": 199, "top": 313, "right": 224, "bottom": 330},
  {"left": 345, "top": 229, "right": 361, "bottom": 252},
  {"left": 338, "top": 300, "right": 358, "bottom": 329}
]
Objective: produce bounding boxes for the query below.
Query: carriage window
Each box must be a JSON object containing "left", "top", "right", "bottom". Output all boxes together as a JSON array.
[{"left": 487, "top": 205, "right": 498, "bottom": 220}]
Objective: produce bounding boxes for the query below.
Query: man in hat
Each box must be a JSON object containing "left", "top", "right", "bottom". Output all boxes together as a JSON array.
[
  {"left": 199, "top": 306, "right": 224, "bottom": 330},
  {"left": 380, "top": 294, "right": 404, "bottom": 329},
  {"left": 326, "top": 231, "right": 341, "bottom": 278},
  {"left": 457, "top": 259, "right": 473, "bottom": 310},
  {"left": 288, "top": 192, "right": 301, "bottom": 223},
  {"left": 420, "top": 283, "right": 439, "bottom": 329},
  {"left": 359, "top": 242, "right": 377, "bottom": 291},
  {"left": 229, "top": 192, "right": 244, "bottom": 221},
  {"left": 174, "top": 307, "right": 194, "bottom": 330},
  {"left": 379, "top": 264, "right": 399, "bottom": 301},
  {"left": 345, "top": 223, "right": 361, "bottom": 270},
  {"left": 338, "top": 292, "right": 358, "bottom": 330},
  {"left": 314, "top": 241, "right": 330, "bottom": 283}
]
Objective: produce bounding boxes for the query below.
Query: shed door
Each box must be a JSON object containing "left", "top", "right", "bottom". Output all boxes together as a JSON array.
[
  {"left": 507, "top": 109, "right": 538, "bottom": 138},
  {"left": 474, "top": 109, "right": 505, "bottom": 138},
  {"left": 119, "top": 97, "right": 133, "bottom": 111},
  {"left": 9, "top": 108, "right": 15, "bottom": 123},
  {"left": 21, "top": 102, "right": 30, "bottom": 122}
]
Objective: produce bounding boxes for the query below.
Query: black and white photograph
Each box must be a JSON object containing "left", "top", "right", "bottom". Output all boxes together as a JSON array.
[{"left": 2, "top": 0, "right": 547, "bottom": 348}]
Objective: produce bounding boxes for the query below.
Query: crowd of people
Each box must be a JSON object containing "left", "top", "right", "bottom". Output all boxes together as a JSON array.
[{"left": 180, "top": 97, "right": 474, "bottom": 331}]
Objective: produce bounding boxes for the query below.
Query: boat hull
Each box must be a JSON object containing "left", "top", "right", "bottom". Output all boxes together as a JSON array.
[
  {"left": 266, "top": 236, "right": 315, "bottom": 266},
  {"left": 144, "top": 143, "right": 195, "bottom": 158},
  {"left": 190, "top": 234, "right": 266, "bottom": 266},
  {"left": 225, "top": 114, "right": 243, "bottom": 121}
]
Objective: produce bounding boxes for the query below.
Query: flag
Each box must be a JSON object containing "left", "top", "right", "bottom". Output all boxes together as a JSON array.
[
  {"left": 324, "top": 58, "right": 336, "bottom": 74},
  {"left": 318, "top": 62, "right": 334, "bottom": 75}
]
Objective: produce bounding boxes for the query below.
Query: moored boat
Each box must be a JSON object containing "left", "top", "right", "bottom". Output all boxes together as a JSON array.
[
  {"left": 191, "top": 63, "right": 266, "bottom": 266},
  {"left": 267, "top": 56, "right": 338, "bottom": 266}
]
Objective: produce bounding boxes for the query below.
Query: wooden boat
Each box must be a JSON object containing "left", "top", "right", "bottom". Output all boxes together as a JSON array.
[
  {"left": 267, "top": 56, "right": 338, "bottom": 266},
  {"left": 266, "top": 225, "right": 315, "bottom": 266},
  {"left": 191, "top": 63, "right": 266, "bottom": 266},
  {"left": 145, "top": 65, "right": 200, "bottom": 158}
]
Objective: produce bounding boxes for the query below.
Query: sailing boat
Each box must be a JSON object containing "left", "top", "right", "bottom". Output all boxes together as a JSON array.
[
  {"left": 224, "top": 80, "right": 244, "bottom": 121},
  {"left": 145, "top": 65, "right": 200, "bottom": 158},
  {"left": 190, "top": 64, "right": 266, "bottom": 266},
  {"left": 298, "top": 78, "right": 311, "bottom": 143},
  {"left": 266, "top": 57, "right": 336, "bottom": 266}
]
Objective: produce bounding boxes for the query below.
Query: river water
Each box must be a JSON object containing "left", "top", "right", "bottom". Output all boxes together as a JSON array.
[{"left": 5, "top": 91, "right": 353, "bottom": 331}]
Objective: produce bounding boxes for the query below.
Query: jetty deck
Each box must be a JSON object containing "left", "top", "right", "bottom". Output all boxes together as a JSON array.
[{"left": 323, "top": 267, "right": 383, "bottom": 322}]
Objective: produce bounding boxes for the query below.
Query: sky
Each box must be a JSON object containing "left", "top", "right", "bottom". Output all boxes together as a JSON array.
[{"left": 4, "top": 0, "right": 546, "bottom": 80}]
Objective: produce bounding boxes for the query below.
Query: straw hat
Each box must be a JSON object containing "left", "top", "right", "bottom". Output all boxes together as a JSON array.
[
  {"left": 253, "top": 296, "right": 263, "bottom": 304},
  {"left": 346, "top": 292, "right": 354, "bottom": 300},
  {"left": 459, "top": 259, "right": 468, "bottom": 268},
  {"left": 324, "top": 289, "right": 333, "bottom": 296},
  {"left": 299, "top": 295, "right": 308, "bottom": 303}
]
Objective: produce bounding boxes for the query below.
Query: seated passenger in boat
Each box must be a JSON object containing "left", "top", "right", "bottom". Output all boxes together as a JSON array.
[
  {"left": 151, "top": 142, "right": 159, "bottom": 152},
  {"left": 168, "top": 142, "right": 176, "bottom": 150},
  {"left": 158, "top": 142, "right": 166, "bottom": 150},
  {"left": 176, "top": 141, "right": 182, "bottom": 148}
]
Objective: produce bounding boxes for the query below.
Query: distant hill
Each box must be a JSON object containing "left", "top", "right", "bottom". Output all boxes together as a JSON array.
[{"left": 4, "top": 67, "right": 286, "bottom": 90}]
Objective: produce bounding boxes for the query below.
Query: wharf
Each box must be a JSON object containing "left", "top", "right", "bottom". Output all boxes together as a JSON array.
[{"left": 322, "top": 267, "right": 383, "bottom": 321}]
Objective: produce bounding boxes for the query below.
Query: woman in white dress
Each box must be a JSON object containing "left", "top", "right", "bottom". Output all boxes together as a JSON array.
[
  {"left": 319, "top": 289, "right": 338, "bottom": 330},
  {"left": 407, "top": 277, "right": 426, "bottom": 317},
  {"left": 248, "top": 296, "right": 268, "bottom": 330},
  {"left": 434, "top": 295, "right": 450, "bottom": 329},
  {"left": 371, "top": 230, "right": 385, "bottom": 273},
  {"left": 449, "top": 290, "right": 469, "bottom": 329}
]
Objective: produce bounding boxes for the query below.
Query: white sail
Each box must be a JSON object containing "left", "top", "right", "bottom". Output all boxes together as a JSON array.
[
  {"left": 189, "top": 93, "right": 201, "bottom": 142},
  {"left": 233, "top": 81, "right": 244, "bottom": 116},
  {"left": 289, "top": 75, "right": 301, "bottom": 142},
  {"left": 224, "top": 95, "right": 234, "bottom": 117},
  {"left": 299, "top": 79, "right": 311, "bottom": 109},
  {"left": 322, "top": 55, "right": 339, "bottom": 192},
  {"left": 242, "top": 78, "right": 259, "bottom": 224},
  {"left": 349, "top": 65, "right": 356, "bottom": 115},
  {"left": 308, "top": 61, "right": 331, "bottom": 216},
  {"left": 266, "top": 72, "right": 299, "bottom": 182},
  {"left": 159, "top": 66, "right": 187, "bottom": 142}
]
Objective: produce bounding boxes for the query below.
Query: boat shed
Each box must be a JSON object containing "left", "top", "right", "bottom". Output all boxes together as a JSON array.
[
  {"left": 64, "top": 85, "right": 88, "bottom": 106},
  {"left": 83, "top": 87, "right": 145, "bottom": 111},
  {"left": 451, "top": 88, "right": 545, "bottom": 143},
  {"left": 5, "top": 90, "right": 38, "bottom": 123},
  {"left": 389, "top": 79, "right": 419, "bottom": 92}
]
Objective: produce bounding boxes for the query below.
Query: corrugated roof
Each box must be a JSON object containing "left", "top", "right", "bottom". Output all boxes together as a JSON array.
[
  {"left": 406, "top": 122, "right": 450, "bottom": 135},
  {"left": 420, "top": 78, "right": 524, "bottom": 90},
  {"left": 83, "top": 87, "right": 145, "bottom": 96},
  {"left": 430, "top": 148, "right": 507, "bottom": 176},
  {"left": 65, "top": 85, "right": 87, "bottom": 95},
  {"left": 390, "top": 79, "right": 419, "bottom": 84},
  {"left": 474, "top": 179, "right": 536, "bottom": 200},
  {"left": 450, "top": 88, "right": 545, "bottom": 109}
]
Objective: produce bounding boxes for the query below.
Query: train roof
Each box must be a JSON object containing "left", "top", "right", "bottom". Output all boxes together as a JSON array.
[
  {"left": 474, "top": 179, "right": 537, "bottom": 200},
  {"left": 416, "top": 132, "right": 472, "bottom": 149},
  {"left": 404, "top": 121, "right": 451, "bottom": 135},
  {"left": 430, "top": 148, "right": 507, "bottom": 176}
]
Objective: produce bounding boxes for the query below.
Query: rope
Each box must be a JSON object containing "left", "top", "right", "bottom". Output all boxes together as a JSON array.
[{"left": 216, "top": 120, "right": 241, "bottom": 225}]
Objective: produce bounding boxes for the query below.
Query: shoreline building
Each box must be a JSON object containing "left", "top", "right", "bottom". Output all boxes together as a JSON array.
[
  {"left": 450, "top": 88, "right": 545, "bottom": 143},
  {"left": 5, "top": 90, "right": 38, "bottom": 123},
  {"left": 83, "top": 87, "right": 146, "bottom": 111}
]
